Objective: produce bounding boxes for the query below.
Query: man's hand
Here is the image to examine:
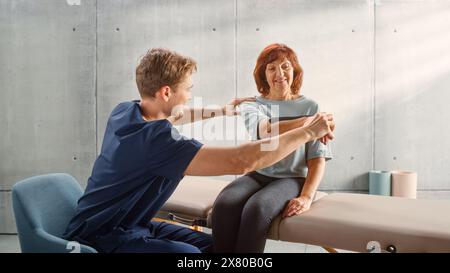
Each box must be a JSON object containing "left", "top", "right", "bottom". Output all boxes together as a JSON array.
[
  {"left": 167, "top": 108, "right": 185, "bottom": 124},
  {"left": 223, "top": 96, "right": 256, "bottom": 116},
  {"left": 281, "top": 195, "right": 313, "bottom": 218},
  {"left": 302, "top": 113, "right": 335, "bottom": 144}
]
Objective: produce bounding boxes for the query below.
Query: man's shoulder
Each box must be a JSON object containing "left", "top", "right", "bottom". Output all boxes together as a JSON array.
[
  {"left": 107, "top": 101, "right": 171, "bottom": 136},
  {"left": 111, "top": 101, "right": 136, "bottom": 115}
]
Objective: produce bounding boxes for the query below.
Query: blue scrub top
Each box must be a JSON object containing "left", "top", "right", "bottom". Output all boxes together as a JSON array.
[{"left": 63, "top": 101, "right": 203, "bottom": 243}]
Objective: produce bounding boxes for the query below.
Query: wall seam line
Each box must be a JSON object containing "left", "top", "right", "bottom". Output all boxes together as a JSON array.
[
  {"left": 234, "top": 0, "right": 238, "bottom": 180},
  {"left": 372, "top": 0, "right": 377, "bottom": 172},
  {"left": 94, "top": 0, "right": 99, "bottom": 155}
]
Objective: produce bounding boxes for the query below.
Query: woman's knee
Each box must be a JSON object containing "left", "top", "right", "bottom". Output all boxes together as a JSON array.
[
  {"left": 242, "top": 196, "right": 277, "bottom": 224},
  {"left": 212, "top": 185, "right": 249, "bottom": 215},
  {"left": 213, "top": 191, "right": 237, "bottom": 213}
]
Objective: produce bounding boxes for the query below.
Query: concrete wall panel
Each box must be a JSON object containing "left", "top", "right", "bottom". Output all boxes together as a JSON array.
[
  {"left": 0, "top": 0, "right": 97, "bottom": 191},
  {"left": 0, "top": 192, "right": 16, "bottom": 234},
  {"left": 375, "top": 0, "right": 450, "bottom": 190}
]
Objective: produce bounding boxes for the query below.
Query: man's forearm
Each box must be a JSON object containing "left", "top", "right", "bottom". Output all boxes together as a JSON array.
[
  {"left": 239, "top": 126, "right": 314, "bottom": 173},
  {"left": 172, "top": 106, "right": 225, "bottom": 125},
  {"left": 300, "top": 158, "right": 326, "bottom": 199}
]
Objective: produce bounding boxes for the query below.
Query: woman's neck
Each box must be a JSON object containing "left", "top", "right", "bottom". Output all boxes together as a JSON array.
[{"left": 263, "top": 89, "right": 300, "bottom": 101}]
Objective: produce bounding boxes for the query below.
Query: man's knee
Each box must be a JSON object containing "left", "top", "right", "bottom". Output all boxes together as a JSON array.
[{"left": 170, "top": 241, "right": 202, "bottom": 253}]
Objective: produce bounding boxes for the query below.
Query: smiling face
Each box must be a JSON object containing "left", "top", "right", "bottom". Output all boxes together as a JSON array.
[
  {"left": 265, "top": 57, "right": 294, "bottom": 95},
  {"left": 254, "top": 43, "right": 304, "bottom": 97}
]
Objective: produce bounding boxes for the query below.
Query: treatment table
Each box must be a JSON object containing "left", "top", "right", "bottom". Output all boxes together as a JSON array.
[{"left": 155, "top": 176, "right": 450, "bottom": 253}]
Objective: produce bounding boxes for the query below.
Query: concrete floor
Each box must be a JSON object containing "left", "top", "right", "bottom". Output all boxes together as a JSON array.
[
  {"left": 0, "top": 235, "right": 20, "bottom": 253},
  {"left": 0, "top": 234, "right": 351, "bottom": 253}
]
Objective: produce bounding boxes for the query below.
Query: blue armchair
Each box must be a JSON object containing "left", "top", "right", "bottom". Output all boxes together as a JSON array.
[{"left": 11, "top": 173, "right": 97, "bottom": 253}]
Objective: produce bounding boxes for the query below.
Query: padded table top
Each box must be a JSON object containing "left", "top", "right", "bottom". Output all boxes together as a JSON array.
[
  {"left": 277, "top": 193, "right": 450, "bottom": 253},
  {"left": 161, "top": 178, "right": 450, "bottom": 252},
  {"left": 161, "top": 176, "right": 231, "bottom": 218},
  {"left": 161, "top": 176, "right": 327, "bottom": 219}
]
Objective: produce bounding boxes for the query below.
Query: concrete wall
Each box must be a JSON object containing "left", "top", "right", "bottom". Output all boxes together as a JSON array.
[
  {"left": 1, "top": 0, "right": 450, "bottom": 233},
  {"left": 375, "top": 0, "right": 450, "bottom": 191},
  {"left": 0, "top": 0, "right": 97, "bottom": 233}
]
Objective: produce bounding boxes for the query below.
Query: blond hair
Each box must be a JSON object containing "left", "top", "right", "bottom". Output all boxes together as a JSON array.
[{"left": 136, "top": 48, "right": 197, "bottom": 98}]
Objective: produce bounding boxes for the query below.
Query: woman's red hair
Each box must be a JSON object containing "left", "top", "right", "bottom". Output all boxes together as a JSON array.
[{"left": 253, "top": 43, "right": 303, "bottom": 96}]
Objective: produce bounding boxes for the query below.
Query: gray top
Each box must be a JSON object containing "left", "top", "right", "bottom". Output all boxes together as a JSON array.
[{"left": 238, "top": 95, "right": 332, "bottom": 178}]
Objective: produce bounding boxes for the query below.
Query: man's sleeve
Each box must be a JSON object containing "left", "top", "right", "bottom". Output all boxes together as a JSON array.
[
  {"left": 145, "top": 121, "right": 203, "bottom": 181},
  {"left": 238, "top": 102, "right": 269, "bottom": 140}
]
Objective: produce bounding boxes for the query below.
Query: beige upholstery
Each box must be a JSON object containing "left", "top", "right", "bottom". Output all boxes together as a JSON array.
[
  {"left": 158, "top": 176, "right": 230, "bottom": 220},
  {"left": 158, "top": 176, "right": 327, "bottom": 231},
  {"left": 158, "top": 177, "right": 450, "bottom": 253},
  {"left": 277, "top": 193, "right": 450, "bottom": 253},
  {"left": 266, "top": 191, "right": 327, "bottom": 240}
]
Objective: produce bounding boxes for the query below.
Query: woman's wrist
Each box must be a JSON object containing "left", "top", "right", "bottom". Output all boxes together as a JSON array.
[{"left": 298, "top": 193, "right": 314, "bottom": 201}]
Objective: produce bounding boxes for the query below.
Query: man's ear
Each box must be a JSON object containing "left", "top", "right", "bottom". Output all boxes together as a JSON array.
[{"left": 157, "top": 86, "right": 172, "bottom": 102}]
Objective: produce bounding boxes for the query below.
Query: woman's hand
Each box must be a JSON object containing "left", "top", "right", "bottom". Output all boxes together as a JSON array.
[
  {"left": 223, "top": 97, "right": 256, "bottom": 116},
  {"left": 281, "top": 195, "right": 313, "bottom": 218}
]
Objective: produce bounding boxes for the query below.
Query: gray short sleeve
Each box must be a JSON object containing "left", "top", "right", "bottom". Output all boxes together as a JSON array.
[
  {"left": 238, "top": 102, "right": 269, "bottom": 140},
  {"left": 306, "top": 140, "right": 333, "bottom": 161}
]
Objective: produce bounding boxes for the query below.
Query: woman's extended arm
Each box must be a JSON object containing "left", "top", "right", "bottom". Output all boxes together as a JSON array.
[
  {"left": 259, "top": 116, "right": 333, "bottom": 144},
  {"left": 258, "top": 118, "right": 309, "bottom": 139}
]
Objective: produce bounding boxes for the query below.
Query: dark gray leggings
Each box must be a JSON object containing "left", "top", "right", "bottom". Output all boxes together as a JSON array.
[{"left": 211, "top": 171, "right": 305, "bottom": 253}]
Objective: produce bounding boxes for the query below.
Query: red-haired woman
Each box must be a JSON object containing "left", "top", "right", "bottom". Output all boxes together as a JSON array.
[{"left": 211, "top": 43, "right": 333, "bottom": 253}]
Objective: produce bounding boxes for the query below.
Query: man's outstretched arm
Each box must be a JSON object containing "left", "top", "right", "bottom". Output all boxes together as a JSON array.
[{"left": 184, "top": 113, "right": 335, "bottom": 176}]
